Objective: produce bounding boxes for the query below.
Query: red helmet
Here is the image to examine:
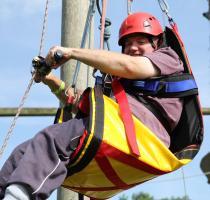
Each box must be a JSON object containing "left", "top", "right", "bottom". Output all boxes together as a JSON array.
[{"left": 118, "top": 12, "right": 163, "bottom": 45}]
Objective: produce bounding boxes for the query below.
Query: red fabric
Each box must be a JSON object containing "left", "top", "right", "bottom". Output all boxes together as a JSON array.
[
  {"left": 95, "top": 153, "right": 128, "bottom": 188},
  {"left": 171, "top": 23, "right": 193, "bottom": 75},
  {"left": 112, "top": 79, "right": 140, "bottom": 156},
  {"left": 171, "top": 23, "right": 184, "bottom": 48},
  {"left": 98, "top": 142, "right": 168, "bottom": 175},
  {"left": 78, "top": 89, "right": 90, "bottom": 114},
  {"left": 70, "top": 130, "right": 88, "bottom": 160}
]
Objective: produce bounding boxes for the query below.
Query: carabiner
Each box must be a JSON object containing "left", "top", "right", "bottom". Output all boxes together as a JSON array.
[
  {"left": 127, "top": 0, "right": 133, "bottom": 15},
  {"left": 158, "top": 0, "right": 169, "bottom": 15},
  {"left": 157, "top": 0, "right": 175, "bottom": 27}
]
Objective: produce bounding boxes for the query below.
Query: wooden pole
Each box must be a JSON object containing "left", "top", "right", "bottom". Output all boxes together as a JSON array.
[
  {"left": 57, "top": 0, "right": 94, "bottom": 199},
  {"left": 60, "top": 0, "right": 94, "bottom": 90}
]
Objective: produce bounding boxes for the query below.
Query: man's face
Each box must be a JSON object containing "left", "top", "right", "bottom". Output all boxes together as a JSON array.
[{"left": 123, "top": 35, "right": 156, "bottom": 56}]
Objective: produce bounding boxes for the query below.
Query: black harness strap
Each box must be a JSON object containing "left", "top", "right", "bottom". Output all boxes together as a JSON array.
[{"left": 133, "top": 95, "right": 172, "bottom": 134}]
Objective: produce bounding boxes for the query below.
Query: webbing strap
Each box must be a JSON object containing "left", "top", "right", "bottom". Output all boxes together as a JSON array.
[
  {"left": 132, "top": 79, "right": 197, "bottom": 93},
  {"left": 112, "top": 79, "right": 140, "bottom": 157},
  {"left": 95, "top": 154, "right": 128, "bottom": 188},
  {"left": 120, "top": 74, "right": 198, "bottom": 98}
]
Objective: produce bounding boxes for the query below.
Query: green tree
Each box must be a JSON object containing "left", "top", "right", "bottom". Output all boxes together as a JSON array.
[
  {"left": 160, "top": 196, "right": 190, "bottom": 200},
  {"left": 118, "top": 192, "right": 190, "bottom": 200},
  {"left": 119, "top": 194, "right": 129, "bottom": 200},
  {"left": 132, "top": 192, "right": 154, "bottom": 200}
]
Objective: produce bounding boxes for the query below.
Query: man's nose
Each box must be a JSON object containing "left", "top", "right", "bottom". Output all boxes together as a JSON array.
[{"left": 129, "top": 42, "right": 139, "bottom": 51}]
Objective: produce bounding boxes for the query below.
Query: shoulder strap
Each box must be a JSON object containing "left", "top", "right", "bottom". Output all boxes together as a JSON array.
[{"left": 112, "top": 78, "right": 140, "bottom": 157}]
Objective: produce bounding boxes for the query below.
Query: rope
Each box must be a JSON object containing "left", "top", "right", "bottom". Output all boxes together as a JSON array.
[
  {"left": 0, "top": 0, "right": 50, "bottom": 160},
  {"left": 70, "top": 0, "right": 96, "bottom": 90},
  {"left": 181, "top": 167, "right": 188, "bottom": 199},
  {"left": 96, "top": 0, "right": 111, "bottom": 50},
  {"left": 146, "top": 171, "right": 210, "bottom": 185},
  {"left": 208, "top": 22, "right": 210, "bottom": 72},
  {"left": 100, "top": 0, "right": 107, "bottom": 49},
  {"left": 39, "top": 0, "right": 50, "bottom": 56},
  {"left": 86, "top": 11, "right": 94, "bottom": 88},
  {"left": 92, "top": 0, "right": 111, "bottom": 78},
  {"left": 0, "top": 74, "right": 35, "bottom": 160}
]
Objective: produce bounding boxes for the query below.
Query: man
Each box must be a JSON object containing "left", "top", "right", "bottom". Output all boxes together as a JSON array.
[{"left": 0, "top": 12, "right": 184, "bottom": 200}]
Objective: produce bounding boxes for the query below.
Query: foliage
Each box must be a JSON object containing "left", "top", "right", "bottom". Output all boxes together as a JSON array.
[
  {"left": 132, "top": 192, "right": 154, "bottom": 200},
  {"left": 118, "top": 194, "right": 129, "bottom": 200},
  {"left": 119, "top": 192, "right": 154, "bottom": 200},
  {"left": 160, "top": 196, "right": 190, "bottom": 200},
  {"left": 118, "top": 192, "right": 191, "bottom": 200}
]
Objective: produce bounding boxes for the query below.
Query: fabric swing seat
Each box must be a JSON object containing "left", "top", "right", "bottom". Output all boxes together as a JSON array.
[
  {"left": 60, "top": 86, "right": 192, "bottom": 199},
  {"left": 52, "top": 25, "right": 203, "bottom": 199}
]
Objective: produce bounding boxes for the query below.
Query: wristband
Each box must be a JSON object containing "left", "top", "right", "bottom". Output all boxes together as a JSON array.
[{"left": 52, "top": 81, "right": 65, "bottom": 95}]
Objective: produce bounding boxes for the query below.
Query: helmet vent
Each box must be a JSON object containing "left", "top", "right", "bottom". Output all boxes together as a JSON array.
[{"left": 143, "top": 20, "right": 151, "bottom": 27}]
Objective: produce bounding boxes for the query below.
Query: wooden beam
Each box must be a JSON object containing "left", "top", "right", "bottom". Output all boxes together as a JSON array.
[
  {"left": 0, "top": 108, "right": 57, "bottom": 117},
  {"left": 0, "top": 107, "right": 210, "bottom": 117}
]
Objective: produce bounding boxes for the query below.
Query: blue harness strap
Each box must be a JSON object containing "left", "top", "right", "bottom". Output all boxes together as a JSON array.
[
  {"left": 133, "top": 79, "right": 197, "bottom": 93},
  {"left": 121, "top": 73, "right": 198, "bottom": 98}
]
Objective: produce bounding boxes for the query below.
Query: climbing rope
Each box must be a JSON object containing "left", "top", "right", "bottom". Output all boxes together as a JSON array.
[
  {"left": 0, "top": 0, "right": 50, "bottom": 160},
  {"left": 127, "top": 0, "right": 133, "bottom": 15},
  {"left": 97, "top": 0, "right": 112, "bottom": 50},
  {"left": 86, "top": 8, "right": 94, "bottom": 88},
  {"left": 38, "top": 0, "right": 50, "bottom": 56},
  {"left": 91, "top": 0, "right": 111, "bottom": 79},
  {"left": 181, "top": 167, "right": 188, "bottom": 199},
  {"left": 91, "top": 0, "right": 112, "bottom": 78},
  {"left": 0, "top": 75, "right": 35, "bottom": 160},
  {"left": 208, "top": 22, "right": 210, "bottom": 72},
  {"left": 147, "top": 170, "right": 210, "bottom": 184}
]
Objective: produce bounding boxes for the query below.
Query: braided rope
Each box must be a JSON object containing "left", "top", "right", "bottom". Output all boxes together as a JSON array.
[
  {"left": 0, "top": 0, "right": 50, "bottom": 160},
  {"left": 39, "top": 0, "right": 50, "bottom": 56},
  {"left": 181, "top": 167, "right": 188, "bottom": 199},
  {"left": 0, "top": 74, "right": 35, "bottom": 159}
]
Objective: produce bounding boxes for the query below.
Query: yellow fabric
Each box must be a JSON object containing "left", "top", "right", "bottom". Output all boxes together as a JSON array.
[
  {"left": 58, "top": 108, "right": 64, "bottom": 124},
  {"left": 62, "top": 88, "right": 191, "bottom": 199},
  {"left": 103, "top": 95, "right": 189, "bottom": 172}
]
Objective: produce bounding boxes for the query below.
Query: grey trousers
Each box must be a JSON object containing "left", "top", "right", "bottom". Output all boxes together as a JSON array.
[{"left": 0, "top": 118, "right": 88, "bottom": 200}]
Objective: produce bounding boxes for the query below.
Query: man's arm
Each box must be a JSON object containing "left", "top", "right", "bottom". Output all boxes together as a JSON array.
[
  {"left": 34, "top": 72, "right": 80, "bottom": 111},
  {"left": 45, "top": 46, "right": 160, "bottom": 79}
]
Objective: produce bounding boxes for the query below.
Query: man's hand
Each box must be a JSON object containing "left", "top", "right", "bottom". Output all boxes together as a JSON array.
[
  {"left": 34, "top": 71, "right": 43, "bottom": 83},
  {"left": 34, "top": 71, "right": 53, "bottom": 84},
  {"left": 45, "top": 46, "right": 72, "bottom": 69}
]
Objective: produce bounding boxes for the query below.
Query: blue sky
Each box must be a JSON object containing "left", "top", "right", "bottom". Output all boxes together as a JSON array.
[{"left": 0, "top": 0, "right": 210, "bottom": 199}]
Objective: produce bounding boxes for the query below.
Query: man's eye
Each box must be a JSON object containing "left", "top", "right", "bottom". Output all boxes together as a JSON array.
[
  {"left": 125, "top": 41, "right": 132, "bottom": 46},
  {"left": 137, "top": 41, "right": 146, "bottom": 45}
]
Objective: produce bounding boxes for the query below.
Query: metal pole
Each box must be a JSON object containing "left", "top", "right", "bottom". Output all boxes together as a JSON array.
[{"left": 57, "top": 0, "right": 94, "bottom": 199}]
